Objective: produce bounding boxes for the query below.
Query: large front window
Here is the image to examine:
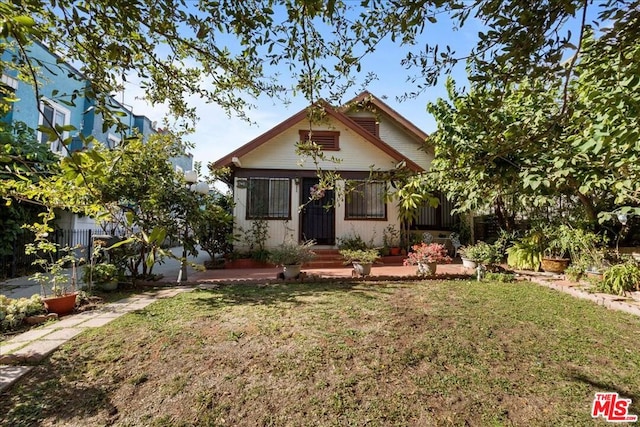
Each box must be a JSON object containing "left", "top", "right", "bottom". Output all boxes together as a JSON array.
[
  {"left": 415, "top": 193, "right": 458, "bottom": 229},
  {"left": 39, "top": 99, "right": 70, "bottom": 153},
  {"left": 345, "top": 180, "right": 386, "bottom": 219},
  {"left": 247, "top": 178, "right": 291, "bottom": 219}
]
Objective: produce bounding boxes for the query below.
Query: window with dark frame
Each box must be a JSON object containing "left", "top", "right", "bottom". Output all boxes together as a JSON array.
[
  {"left": 345, "top": 180, "right": 386, "bottom": 220},
  {"left": 299, "top": 130, "right": 340, "bottom": 150},
  {"left": 414, "top": 193, "right": 458, "bottom": 230},
  {"left": 38, "top": 100, "right": 70, "bottom": 153},
  {"left": 247, "top": 177, "right": 291, "bottom": 219}
]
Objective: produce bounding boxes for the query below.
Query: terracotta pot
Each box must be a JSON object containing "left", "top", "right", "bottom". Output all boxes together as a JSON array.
[
  {"left": 389, "top": 247, "right": 401, "bottom": 256},
  {"left": 44, "top": 293, "right": 77, "bottom": 316},
  {"left": 541, "top": 257, "right": 570, "bottom": 274}
]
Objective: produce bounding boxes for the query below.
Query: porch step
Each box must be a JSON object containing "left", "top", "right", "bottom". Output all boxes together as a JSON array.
[
  {"left": 303, "top": 250, "right": 406, "bottom": 269},
  {"left": 305, "top": 249, "right": 344, "bottom": 268}
]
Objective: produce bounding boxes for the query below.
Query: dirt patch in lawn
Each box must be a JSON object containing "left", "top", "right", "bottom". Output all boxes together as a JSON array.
[{"left": 1, "top": 280, "right": 640, "bottom": 426}]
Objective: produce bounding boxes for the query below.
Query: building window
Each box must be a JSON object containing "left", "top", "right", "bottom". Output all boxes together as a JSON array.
[
  {"left": 1, "top": 74, "right": 18, "bottom": 91},
  {"left": 345, "top": 180, "right": 386, "bottom": 220},
  {"left": 247, "top": 178, "right": 291, "bottom": 219},
  {"left": 414, "top": 193, "right": 458, "bottom": 230},
  {"left": 1, "top": 74, "right": 18, "bottom": 117},
  {"left": 107, "top": 133, "right": 121, "bottom": 149},
  {"left": 38, "top": 99, "right": 70, "bottom": 153},
  {"left": 299, "top": 130, "right": 340, "bottom": 150},
  {"left": 351, "top": 117, "right": 379, "bottom": 137}
]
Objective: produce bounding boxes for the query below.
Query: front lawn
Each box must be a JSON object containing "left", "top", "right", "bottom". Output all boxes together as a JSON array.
[{"left": 1, "top": 279, "right": 639, "bottom": 426}]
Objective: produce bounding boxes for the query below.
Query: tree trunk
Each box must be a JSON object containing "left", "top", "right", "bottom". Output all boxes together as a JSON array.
[{"left": 494, "top": 196, "right": 516, "bottom": 232}]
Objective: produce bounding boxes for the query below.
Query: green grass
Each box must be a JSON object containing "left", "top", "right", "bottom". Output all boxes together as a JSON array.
[{"left": 1, "top": 279, "right": 639, "bottom": 426}]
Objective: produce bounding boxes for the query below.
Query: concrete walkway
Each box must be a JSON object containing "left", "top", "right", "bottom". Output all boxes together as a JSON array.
[{"left": 0, "top": 287, "right": 190, "bottom": 392}]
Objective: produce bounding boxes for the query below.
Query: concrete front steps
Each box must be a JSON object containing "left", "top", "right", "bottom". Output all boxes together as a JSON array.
[{"left": 305, "top": 249, "right": 406, "bottom": 269}]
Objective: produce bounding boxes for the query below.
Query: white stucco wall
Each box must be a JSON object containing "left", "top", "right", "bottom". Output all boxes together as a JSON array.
[
  {"left": 232, "top": 180, "right": 302, "bottom": 249},
  {"left": 240, "top": 116, "right": 406, "bottom": 171},
  {"left": 232, "top": 178, "right": 402, "bottom": 250}
]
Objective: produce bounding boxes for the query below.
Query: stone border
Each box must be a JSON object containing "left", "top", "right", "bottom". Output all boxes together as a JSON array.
[{"left": 525, "top": 275, "right": 640, "bottom": 317}]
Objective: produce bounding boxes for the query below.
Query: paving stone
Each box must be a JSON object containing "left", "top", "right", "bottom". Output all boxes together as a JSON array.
[
  {"left": 42, "top": 327, "right": 84, "bottom": 341},
  {"left": 6, "top": 328, "right": 53, "bottom": 343},
  {"left": 95, "top": 305, "right": 134, "bottom": 315},
  {"left": 106, "top": 298, "right": 137, "bottom": 305},
  {"left": 0, "top": 341, "right": 26, "bottom": 356},
  {"left": 124, "top": 301, "right": 155, "bottom": 311},
  {"left": 41, "top": 312, "right": 98, "bottom": 329},
  {"left": 11, "top": 339, "right": 67, "bottom": 362},
  {"left": 81, "top": 316, "right": 119, "bottom": 328},
  {"left": 154, "top": 288, "right": 189, "bottom": 298},
  {"left": 92, "top": 312, "right": 123, "bottom": 320},
  {"left": 0, "top": 366, "right": 33, "bottom": 393}
]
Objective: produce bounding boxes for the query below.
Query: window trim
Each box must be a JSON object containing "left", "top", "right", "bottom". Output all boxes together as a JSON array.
[
  {"left": 38, "top": 98, "right": 71, "bottom": 154},
  {"left": 246, "top": 177, "right": 292, "bottom": 220},
  {"left": 344, "top": 180, "right": 387, "bottom": 221},
  {"left": 299, "top": 130, "right": 340, "bottom": 151}
]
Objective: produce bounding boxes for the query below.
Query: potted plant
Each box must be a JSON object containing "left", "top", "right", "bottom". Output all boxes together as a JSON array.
[
  {"left": 461, "top": 241, "right": 503, "bottom": 271},
  {"left": 458, "top": 244, "right": 482, "bottom": 269},
  {"left": 82, "top": 263, "right": 119, "bottom": 291},
  {"left": 25, "top": 225, "right": 80, "bottom": 316},
  {"left": 540, "top": 225, "right": 573, "bottom": 273},
  {"left": 339, "top": 248, "right": 380, "bottom": 277},
  {"left": 268, "top": 240, "right": 316, "bottom": 279},
  {"left": 403, "top": 242, "right": 452, "bottom": 276},
  {"left": 382, "top": 225, "right": 402, "bottom": 256}
]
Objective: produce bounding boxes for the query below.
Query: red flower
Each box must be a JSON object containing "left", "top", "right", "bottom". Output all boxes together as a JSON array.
[{"left": 403, "top": 243, "right": 452, "bottom": 265}]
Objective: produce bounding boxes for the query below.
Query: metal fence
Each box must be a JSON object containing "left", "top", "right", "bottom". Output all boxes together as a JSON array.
[{"left": 0, "top": 228, "right": 104, "bottom": 279}]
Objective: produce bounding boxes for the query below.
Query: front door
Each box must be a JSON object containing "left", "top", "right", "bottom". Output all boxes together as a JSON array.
[{"left": 300, "top": 178, "right": 335, "bottom": 245}]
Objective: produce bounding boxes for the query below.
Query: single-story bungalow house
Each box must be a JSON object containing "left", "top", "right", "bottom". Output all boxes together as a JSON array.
[{"left": 212, "top": 91, "right": 460, "bottom": 251}]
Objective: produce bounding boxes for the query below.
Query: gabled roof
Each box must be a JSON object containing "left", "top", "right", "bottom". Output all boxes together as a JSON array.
[
  {"left": 341, "top": 91, "right": 429, "bottom": 142},
  {"left": 212, "top": 97, "right": 425, "bottom": 171}
]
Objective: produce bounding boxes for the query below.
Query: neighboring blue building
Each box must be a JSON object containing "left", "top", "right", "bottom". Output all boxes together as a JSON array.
[
  {"left": 1, "top": 39, "right": 194, "bottom": 240},
  {"left": 1, "top": 40, "right": 178, "bottom": 152}
]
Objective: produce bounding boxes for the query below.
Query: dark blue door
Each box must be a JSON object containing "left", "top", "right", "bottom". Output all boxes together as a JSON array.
[{"left": 300, "top": 178, "right": 335, "bottom": 245}]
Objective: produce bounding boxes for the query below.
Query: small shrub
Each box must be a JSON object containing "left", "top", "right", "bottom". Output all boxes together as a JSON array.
[
  {"left": 382, "top": 225, "right": 401, "bottom": 248},
  {"left": 339, "top": 248, "right": 380, "bottom": 264},
  {"left": 564, "top": 265, "right": 583, "bottom": 282},
  {"left": 460, "top": 241, "right": 502, "bottom": 265},
  {"left": 403, "top": 243, "right": 452, "bottom": 265},
  {"left": 506, "top": 233, "right": 544, "bottom": 271},
  {"left": 268, "top": 240, "right": 316, "bottom": 266},
  {"left": 0, "top": 294, "right": 46, "bottom": 332},
  {"left": 82, "top": 263, "right": 118, "bottom": 284},
  {"left": 598, "top": 262, "right": 640, "bottom": 296},
  {"left": 336, "top": 233, "right": 368, "bottom": 251}
]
